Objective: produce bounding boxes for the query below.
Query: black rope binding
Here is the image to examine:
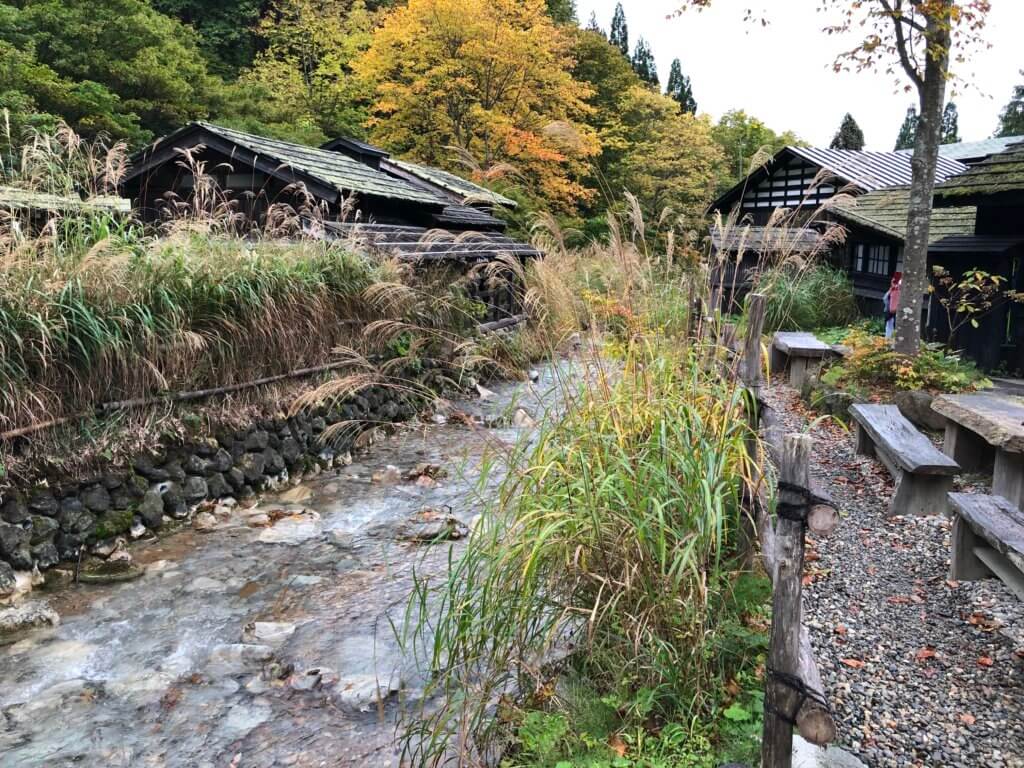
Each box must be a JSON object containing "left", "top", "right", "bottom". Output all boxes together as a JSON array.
[
  {"left": 775, "top": 480, "right": 811, "bottom": 523},
  {"left": 775, "top": 480, "right": 832, "bottom": 524},
  {"left": 764, "top": 665, "right": 831, "bottom": 726}
]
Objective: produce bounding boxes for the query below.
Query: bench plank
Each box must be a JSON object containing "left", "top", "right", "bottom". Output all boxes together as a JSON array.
[
  {"left": 849, "top": 404, "right": 960, "bottom": 476},
  {"left": 948, "top": 493, "right": 1024, "bottom": 561},
  {"left": 773, "top": 332, "right": 833, "bottom": 358}
]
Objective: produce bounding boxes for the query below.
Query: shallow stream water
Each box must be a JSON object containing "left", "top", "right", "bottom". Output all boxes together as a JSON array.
[{"left": 0, "top": 364, "right": 570, "bottom": 767}]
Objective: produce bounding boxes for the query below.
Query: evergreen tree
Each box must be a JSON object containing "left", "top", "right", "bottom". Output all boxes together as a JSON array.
[
  {"left": 631, "top": 38, "right": 658, "bottom": 88},
  {"left": 996, "top": 72, "right": 1024, "bottom": 137},
  {"left": 585, "top": 11, "right": 604, "bottom": 38},
  {"left": 609, "top": 3, "right": 628, "bottom": 57},
  {"left": 894, "top": 106, "right": 919, "bottom": 150},
  {"left": 665, "top": 59, "right": 696, "bottom": 114},
  {"left": 545, "top": 0, "right": 576, "bottom": 24},
  {"left": 829, "top": 113, "right": 865, "bottom": 150},
  {"left": 941, "top": 102, "right": 960, "bottom": 144}
]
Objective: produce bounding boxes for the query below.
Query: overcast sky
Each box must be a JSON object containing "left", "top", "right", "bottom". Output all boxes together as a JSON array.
[{"left": 576, "top": 0, "right": 1024, "bottom": 150}]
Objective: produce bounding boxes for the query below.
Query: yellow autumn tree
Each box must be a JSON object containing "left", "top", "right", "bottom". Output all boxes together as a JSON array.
[{"left": 355, "top": 0, "right": 599, "bottom": 213}]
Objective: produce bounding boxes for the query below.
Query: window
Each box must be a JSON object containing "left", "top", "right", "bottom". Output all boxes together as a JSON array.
[{"left": 855, "top": 244, "right": 891, "bottom": 276}]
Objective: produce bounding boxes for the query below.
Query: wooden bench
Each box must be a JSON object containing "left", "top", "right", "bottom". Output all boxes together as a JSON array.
[
  {"left": 849, "top": 404, "right": 960, "bottom": 517},
  {"left": 770, "top": 332, "right": 834, "bottom": 389},
  {"left": 948, "top": 493, "right": 1024, "bottom": 601}
]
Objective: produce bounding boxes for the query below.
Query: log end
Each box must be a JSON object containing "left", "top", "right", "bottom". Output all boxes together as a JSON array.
[
  {"left": 807, "top": 504, "right": 840, "bottom": 537},
  {"left": 797, "top": 705, "right": 838, "bottom": 747}
]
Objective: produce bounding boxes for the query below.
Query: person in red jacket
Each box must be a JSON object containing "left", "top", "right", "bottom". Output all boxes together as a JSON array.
[{"left": 883, "top": 271, "right": 902, "bottom": 340}]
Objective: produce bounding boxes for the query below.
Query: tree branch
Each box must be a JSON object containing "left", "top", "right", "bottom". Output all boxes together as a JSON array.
[{"left": 879, "top": 0, "right": 925, "bottom": 89}]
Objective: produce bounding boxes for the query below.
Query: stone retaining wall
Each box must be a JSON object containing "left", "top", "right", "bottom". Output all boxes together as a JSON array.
[{"left": 0, "top": 385, "right": 418, "bottom": 582}]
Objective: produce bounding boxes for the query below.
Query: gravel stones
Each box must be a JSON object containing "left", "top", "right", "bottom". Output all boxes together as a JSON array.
[{"left": 764, "top": 383, "right": 1024, "bottom": 767}]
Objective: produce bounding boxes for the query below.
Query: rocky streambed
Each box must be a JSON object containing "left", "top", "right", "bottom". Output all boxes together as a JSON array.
[{"left": 0, "top": 366, "right": 566, "bottom": 767}]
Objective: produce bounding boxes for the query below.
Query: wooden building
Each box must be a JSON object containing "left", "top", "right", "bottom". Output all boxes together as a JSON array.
[
  {"left": 121, "top": 121, "right": 540, "bottom": 322},
  {"left": 707, "top": 145, "right": 968, "bottom": 307},
  {"left": 930, "top": 141, "right": 1024, "bottom": 371}
]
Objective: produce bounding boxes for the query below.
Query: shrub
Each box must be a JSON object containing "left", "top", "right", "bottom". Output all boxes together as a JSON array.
[
  {"left": 824, "top": 329, "right": 990, "bottom": 394},
  {"left": 757, "top": 263, "right": 859, "bottom": 333}
]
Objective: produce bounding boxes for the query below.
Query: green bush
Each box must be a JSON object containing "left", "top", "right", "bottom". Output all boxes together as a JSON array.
[{"left": 757, "top": 263, "right": 859, "bottom": 333}]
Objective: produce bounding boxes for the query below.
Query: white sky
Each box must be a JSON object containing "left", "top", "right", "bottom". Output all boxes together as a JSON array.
[{"left": 576, "top": 0, "right": 1024, "bottom": 150}]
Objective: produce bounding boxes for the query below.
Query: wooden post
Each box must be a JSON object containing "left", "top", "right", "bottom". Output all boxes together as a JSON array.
[
  {"left": 741, "top": 294, "right": 766, "bottom": 396},
  {"left": 762, "top": 434, "right": 811, "bottom": 768}
]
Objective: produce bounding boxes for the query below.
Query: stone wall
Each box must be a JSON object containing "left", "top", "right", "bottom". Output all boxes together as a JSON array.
[{"left": 0, "top": 385, "right": 418, "bottom": 580}]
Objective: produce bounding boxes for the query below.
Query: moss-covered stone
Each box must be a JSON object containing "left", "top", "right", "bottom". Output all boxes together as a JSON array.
[{"left": 93, "top": 508, "right": 135, "bottom": 540}]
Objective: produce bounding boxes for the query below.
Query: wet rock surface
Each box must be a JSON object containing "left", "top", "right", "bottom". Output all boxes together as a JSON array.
[{"left": 0, "top": 366, "right": 566, "bottom": 767}]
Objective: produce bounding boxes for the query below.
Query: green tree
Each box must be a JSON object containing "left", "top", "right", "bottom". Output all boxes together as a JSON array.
[
  {"left": 571, "top": 29, "right": 722, "bottom": 225},
  {"left": 585, "top": 11, "right": 604, "bottom": 37},
  {"left": 665, "top": 59, "right": 696, "bottom": 114},
  {"left": 545, "top": 0, "right": 576, "bottom": 24},
  {"left": 830, "top": 112, "right": 865, "bottom": 150},
  {"left": 231, "top": 0, "right": 375, "bottom": 143},
  {"left": 996, "top": 71, "right": 1024, "bottom": 137},
  {"left": 614, "top": 86, "right": 724, "bottom": 221},
  {"left": 894, "top": 105, "right": 919, "bottom": 150},
  {"left": 630, "top": 38, "right": 659, "bottom": 88},
  {"left": 711, "top": 109, "right": 803, "bottom": 185},
  {"left": 150, "top": 0, "right": 264, "bottom": 76},
  {"left": 0, "top": 0, "right": 216, "bottom": 142},
  {"left": 941, "top": 101, "right": 960, "bottom": 144},
  {"left": 0, "top": 40, "right": 145, "bottom": 149},
  {"left": 609, "top": 2, "right": 628, "bottom": 57}
]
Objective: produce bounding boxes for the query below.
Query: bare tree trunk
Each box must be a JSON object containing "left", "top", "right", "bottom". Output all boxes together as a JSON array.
[{"left": 894, "top": 6, "right": 952, "bottom": 356}]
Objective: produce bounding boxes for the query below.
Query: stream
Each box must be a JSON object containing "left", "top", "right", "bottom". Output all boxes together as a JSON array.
[{"left": 0, "top": 364, "right": 570, "bottom": 767}]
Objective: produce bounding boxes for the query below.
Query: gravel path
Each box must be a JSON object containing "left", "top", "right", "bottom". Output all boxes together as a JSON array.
[{"left": 763, "top": 383, "right": 1024, "bottom": 768}]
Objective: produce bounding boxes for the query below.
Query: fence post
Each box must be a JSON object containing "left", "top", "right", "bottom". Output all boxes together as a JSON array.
[
  {"left": 740, "top": 294, "right": 766, "bottom": 396},
  {"left": 761, "top": 433, "right": 811, "bottom": 768}
]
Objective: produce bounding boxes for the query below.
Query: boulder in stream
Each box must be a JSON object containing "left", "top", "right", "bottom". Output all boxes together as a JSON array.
[{"left": 0, "top": 600, "right": 59, "bottom": 636}]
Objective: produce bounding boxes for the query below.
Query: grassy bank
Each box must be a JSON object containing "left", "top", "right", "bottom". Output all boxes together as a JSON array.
[{"left": 400, "top": 210, "right": 773, "bottom": 767}]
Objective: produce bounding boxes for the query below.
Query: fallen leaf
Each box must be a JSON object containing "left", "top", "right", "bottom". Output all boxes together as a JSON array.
[
  {"left": 914, "top": 647, "right": 937, "bottom": 663},
  {"left": 959, "top": 713, "right": 976, "bottom": 726},
  {"left": 608, "top": 734, "right": 627, "bottom": 758},
  {"left": 967, "top": 612, "right": 1002, "bottom": 632},
  {"left": 977, "top": 656, "right": 995, "bottom": 668},
  {"left": 946, "top": 579, "right": 960, "bottom": 589},
  {"left": 802, "top": 574, "right": 815, "bottom": 587},
  {"left": 841, "top": 658, "right": 865, "bottom": 669},
  {"left": 725, "top": 678, "right": 742, "bottom": 697},
  {"left": 887, "top": 595, "right": 912, "bottom": 605},
  {"left": 834, "top": 624, "right": 848, "bottom": 636}
]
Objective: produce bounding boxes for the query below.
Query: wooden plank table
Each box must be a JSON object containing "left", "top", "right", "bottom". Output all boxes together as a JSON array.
[
  {"left": 771, "top": 332, "right": 834, "bottom": 389},
  {"left": 932, "top": 392, "right": 1024, "bottom": 507}
]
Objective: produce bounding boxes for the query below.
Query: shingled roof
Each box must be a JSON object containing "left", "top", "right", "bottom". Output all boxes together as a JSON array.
[
  {"left": 933, "top": 141, "right": 1024, "bottom": 206},
  {"left": 898, "top": 135, "right": 1024, "bottom": 164},
  {"left": 785, "top": 146, "right": 968, "bottom": 192},
  {"left": 125, "top": 122, "right": 445, "bottom": 208},
  {"left": 383, "top": 158, "right": 518, "bottom": 209},
  {"left": 829, "top": 187, "right": 976, "bottom": 244}
]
